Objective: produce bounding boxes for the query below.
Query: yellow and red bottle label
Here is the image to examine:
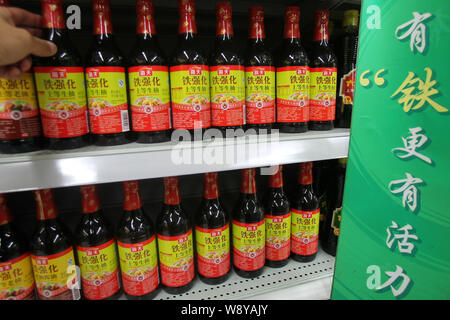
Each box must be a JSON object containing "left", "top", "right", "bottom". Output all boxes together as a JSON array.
[
  {"left": 265, "top": 213, "right": 291, "bottom": 261},
  {"left": 0, "top": 72, "right": 41, "bottom": 140},
  {"left": 291, "top": 208, "right": 320, "bottom": 256},
  {"left": 31, "top": 247, "right": 79, "bottom": 300},
  {"left": 117, "top": 236, "right": 159, "bottom": 296},
  {"left": 128, "top": 65, "right": 171, "bottom": 132},
  {"left": 34, "top": 66, "right": 88, "bottom": 138},
  {"left": 210, "top": 65, "right": 245, "bottom": 127},
  {"left": 76, "top": 239, "right": 120, "bottom": 300},
  {"left": 170, "top": 65, "right": 210, "bottom": 129},
  {"left": 0, "top": 253, "right": 35, "bottom": 300},
  {"left": 276, "top": 66, "right": 310, "bottom": 123},
  {"left": 157, "top": 230, "right": 194, "bottom": 287},
  {"left": 232, "top": 220, "right": 265, "bottom": 271},
  {"left": 309, "top": 67, "right": 337, "bottom": 121},
  {"left": 245, "top": 66, "right": 276, "bottom": 124},
  {"left": 195, "top": 224, "right": 230, "bottom": 278},
  {"left": 86, "top": 66, "right": 130, "bottom": 134},
  {"left": 339, "top": 69, "right": 356, "bottom": 105}
]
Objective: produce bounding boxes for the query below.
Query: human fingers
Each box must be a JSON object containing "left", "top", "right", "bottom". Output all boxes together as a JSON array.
[
  {"left": 19, "top": 57, "right": 32, "bottom": 73},
  {"left": 29, "top": 34, "right": 58, "bottom": 58},
  {"left": 0, "top": 65, "right": 22, "bottom": 80}
]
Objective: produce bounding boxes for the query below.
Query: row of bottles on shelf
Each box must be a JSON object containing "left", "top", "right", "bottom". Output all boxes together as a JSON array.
[
  {"left": 0, "top": 159, "right": 347, "bottom": 300},
  {"left": 0, "top": 0, "right": 359, "bottom": 154}
]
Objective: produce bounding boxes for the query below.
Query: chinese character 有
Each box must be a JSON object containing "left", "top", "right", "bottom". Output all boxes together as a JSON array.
[
  {"left": 388, "top": 173, "right": 423, "bottom": 212},
  {"left": 395, "top": 12, "right": 432, "bottom": 54}
]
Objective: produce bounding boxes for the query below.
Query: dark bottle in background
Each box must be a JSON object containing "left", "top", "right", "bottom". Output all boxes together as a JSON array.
[
  {"left": 313, "top": 160, "right": 332, "bottom": 238},
  {"left": 195, "top": 172, "right": 230, "bottom": 285},
  {"left": 170, "top": 0, "right": 211, "bottom": 138},
  {"left": 309, "top": 10, "right": 338, "bottom": 131},
  {"left": 209, "top": 1, "right": 245, "bottom": 135},
  {"left": 116, "top": 181, "right": 160, "bottom": 300},
  {"left": 264, "top": 165, "right": 290, "bottom": 268},
  {"left": 0, "top": 194, "right": 36, "bottom": 300},
  {"left": 244, "top": 6, "right": 276, "bottom": 134},
  {"left": 232, "top": 168, "right": 265, "bottom": 278},
  {"left": 30, "top": 189, "right": 80, "bottom": 300},
  {"left": 86, "top": 0, "right": 134, "bottom": 146},
  {"left": 276, "top": 6, "right": 310, "bottom": 134},
  {"left": 291, "top": 162, "right": 320, "bottom": 263},
  {"left": 157, "top": 177, "right": 194, "bottom": 294},
  {"left": 336, "top": 10, "right": 359, "bottom": 128},
  {"left": 75, "top": 185, "right": 121, "bottom": 300},
  {"left": 321, "top": 158, "right": 347, "bottom": 256},
  {"left": 128, "top": 0, "right": 171, "bottom": 143},
  {"left": 34, "top": 0, "right": 90, "bottom": 150}
]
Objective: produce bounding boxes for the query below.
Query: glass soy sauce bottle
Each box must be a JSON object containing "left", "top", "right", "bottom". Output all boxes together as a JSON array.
[
  {"left": 33, "top": 0, "right": 90, "bottom": 150},
  {"left": 116, "top": 181, "right": 160, "bottom": 300},
  {"left": 195, "top": 172, "right": 230, "bottom": 285},
  {"left": 170, "top": 0, "right": 211, "bottom": 139},
  {"left": 264, "top": 165, "right": 291, "bottom": 268},
  {"left": 209, "top": 1, "right": 245, "bottom": 136},
  {"left": 244, "top": 6, "right": 276, "bottom": 134},
  {"left": 276, "top": 7, "right": 310, "bottom": 133},
  {"left": 0, "top": 194, "right": 36, "bottom": 300},
  {"left": 157, "top": 177, "right": 195, "bottom": 294},
  {"left": 86, "top": 0, "right": 134, "bottom": 146},
  {"left": 75, "top": 185, "right": 121, "bottom": 300},
  {"left": 232, "top": 168, "right": 265, "bottom": 278},
  {"left": 128, "top": 0, "right": 171, "bottom": 143},
  {"left": 309, "top": 10, "right": 338, "bottom": 131}
]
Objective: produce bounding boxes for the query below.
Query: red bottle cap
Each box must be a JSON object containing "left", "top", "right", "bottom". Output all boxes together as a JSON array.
[
  {"left": 178, "top": 0, "right": 197, "bottom": 34},
  {"left": 136, "top": 0, "right": 156, "bottom": 35},
  {"left": 123, "top": 181, "right": 143, "bottom": 211},
  {"left": 164, "top": 177, "right": 181, "bottom": 205},
  {"left": 92, "top": 0, "right": 113, "bottom": 35},
  {"left": 269, "top": 165, "right": 284, "bottom": 188},
  {"left": 299, "top": 162, "right": 313, "bottom": 185},
  {"left": 241, "top": 168, "right": 257, "bottom": 194},
  {"left": 284, "top": 6, "right": 300, "bottom": 39},
  {"left": 33, "top": 189, "right": 58, "bottom": 220},
  {"left": 41, "top": 0, "right": 65, "bottom": 29},
  {"left": 80, "top": 185, "right": 101, "bottom": 214},
  {"left": 203, "top": 172, "right": 219, "bottom": 199},
  {"left": 216, "top": 1, "right": 233, "bottom": 36},
  {"left": 313, "top": 9, "right": 329, "bottom": 41},
  {"left": 248, "top": 6, "right": 265, "bottom": 39},
  {"left": 0, "top": 194, "right": 12, "bottom": 226}
]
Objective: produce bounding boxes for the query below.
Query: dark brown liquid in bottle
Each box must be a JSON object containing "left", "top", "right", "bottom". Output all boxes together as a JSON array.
[
  {"left": 196, "top": 172, "right": 230, "bottom": 284},
  {"left": 233, "top": 168, "right": 265, "bottom": 278},
  {"left": 0, "top": 194, "right": 36, "bottom": 300},
  {"left": 86, "top": 0, "right": 134, "bottom": 146},
  {"left": 34, "top": 0, "right": 89, "bottom": 150},
  {"left": 276, "top": 7, "right": 310, "bottom": 133},
  {"left": 128, "top": 0, "right": 170, "bottom": 143},
  {"left": 309, "top": 10, "right": 337, "bottom": 131},
  {"left": 245, "top": 6, "right": 274, "bottom": 134},
  {"left": 75, "top": 185, "right": 121, "bottom": 300},
  {"left": 291, "top": 163, "right": 319, "bottom": 262},
  {"left": 209, "top": 1, "right": 244, "bottom": 135},
  {"left": 116, "top": 181, "right": 160, "bottom": 300},
  {"left": 157, "top": 177, "right": 194, "bottom": 294},
  {"left": 30, "top": 189, "right": 80, "bottom": 300},
  {"left": 264, "top": 166, "right": 290, "bottom": 268}
]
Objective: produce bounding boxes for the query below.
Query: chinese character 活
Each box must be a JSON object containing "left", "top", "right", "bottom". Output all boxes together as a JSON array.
[{"left": 386, "top": 221, "right": 419, "bottom": 254}]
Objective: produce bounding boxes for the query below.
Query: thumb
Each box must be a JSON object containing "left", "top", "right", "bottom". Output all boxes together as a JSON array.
[{"left": 29, "top": 36, "right": 58, "bottom": 57}]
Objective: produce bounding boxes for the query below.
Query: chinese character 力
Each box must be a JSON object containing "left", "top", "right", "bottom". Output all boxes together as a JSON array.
[{"left": 376, "top": 265, "right": 411, "bottom": 297}]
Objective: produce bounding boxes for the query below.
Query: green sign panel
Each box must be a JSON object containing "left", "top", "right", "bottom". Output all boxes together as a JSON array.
[{"left": 331, "top": 0, "right": 450, "bottom": 299}]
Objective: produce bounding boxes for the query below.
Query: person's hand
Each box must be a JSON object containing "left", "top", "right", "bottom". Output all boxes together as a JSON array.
[{"left": 0, "top": 7, "right": 57, "bottom": 80}]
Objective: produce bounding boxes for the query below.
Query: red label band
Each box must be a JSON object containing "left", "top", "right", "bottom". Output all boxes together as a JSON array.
[
  {"left": 0, "top": 116, "right": 41, "bottom": 140},
  {"left": 197, "top": 252, "right": 230, "bottom": 278},
  {"left": 277, "top": 99, "right": 309, "bottom": 123},
  {"left": 122, "top": 266, "right": 158, "bottom": 296},
  {"left": 40, "top": 108, "right": 88, "bottom": 138},
  {"left": 310, "top": 101, "right": 335, "bottom": 121},
  {"left": 211, "top": 101, "right": 244, "bottom": 127},
  {"left": 131, "top": 103, "right": 170, "bottom": 132},
  {"left": 246, "top": 100, "right": 275, "bottom": 124},
  {"left": 233, "top": 247, "right": 265, "bottom": 271},
  {"left": 88, "top": 103, "right": 129, "bottom": 134},
  {"left": 171, "top": 102, "right": 211, "bottom": 129},
  {"left": 339, "top": 69, "right": 356, "bottom": 104}
]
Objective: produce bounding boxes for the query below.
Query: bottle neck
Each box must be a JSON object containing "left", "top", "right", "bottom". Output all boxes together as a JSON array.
[
  {"left": 0, "top": 194, "right": 12, "bottom": 226},
  {"left": 269, "top": 167, "right": 284, "bottom": 189},
  {"left": 34, "top": 190, "right": 58, "bottom": 221},
  {"left": 93, "top": 1, "right": 114, "bottom": 36},
  {"left": 299, "top": 162, "right": 313, "bottom": 186},
  {"left": 248, "top": 21, "right": 265, "bottom": 42},
  {"left": 284, "top": 20, "right": 300, "bottom": 40},
  {"left": 80, "top": 186, "right": 101, "bottom": 214},
  {"left": 123, "top": 181, "right": 143, "bottom": 211},
  {"left": 164, "top": 177, "right": 181, "bottom": 205},
  {"left": 178, "top": 13, "right": 197, "bottom": 37},
  {"left": 203, "top": 173, "right": 219, "bottom": 199},
  {"left": 137, "top": 9, "right": 156, "bottom": 35},
  {"left": 241, "top": 169, "right": 257, "bottom": 194}
]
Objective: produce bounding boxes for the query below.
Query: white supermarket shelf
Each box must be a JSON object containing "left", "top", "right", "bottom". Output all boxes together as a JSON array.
[
  {"left": 132, "top": 246, "right": 335, "bottom": 300},
  {"left": 0, "top": 129, "right": 349, "bottom": 193}
]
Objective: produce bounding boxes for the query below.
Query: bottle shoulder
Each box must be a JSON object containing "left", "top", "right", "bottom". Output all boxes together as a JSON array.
[
  {"left": 233, "top": 195, "right": 265, "bottom": 223},
  {"left": 171, "top": 39, "right": 208, "bottom": 66},
  {"left": 157, "top": 205, "right": 191, "bottom": 236},
  {"left": 245, "top": 44, "right": 274, "bottom": 67},
  {"left": 75, "top": 213, "right": 114, "bottom": 247},
  {"left": 310, "top": 44, "right": 338, "bottom": 68},
  {"left": 116, "top": 210, "right": 154, "bottom": 243},
  {"left": 197, "top": 199, "right": 229, "bottom": 229},
  {"left": 87, "top": 38, "right": 125, "bottom": 67},
  {"left": 30, "top": 220, "right": 73, "bottom": 255},
  {"left": 0, "top": 225, "right": 28, "bottom": 262},
  {"left": 128, "top": 40, "right": 167, "bottom": 66},
  {"left": 276, "top": 42, "right": 310, "bottom": 67}
]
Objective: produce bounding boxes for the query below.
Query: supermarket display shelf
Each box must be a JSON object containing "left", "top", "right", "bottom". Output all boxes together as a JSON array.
[
  {"left": 120, "top": 247, "right": 335, "bottom": 300},
  {"left": 0, "top": 129, "right": 349, "bottom": 193}
]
